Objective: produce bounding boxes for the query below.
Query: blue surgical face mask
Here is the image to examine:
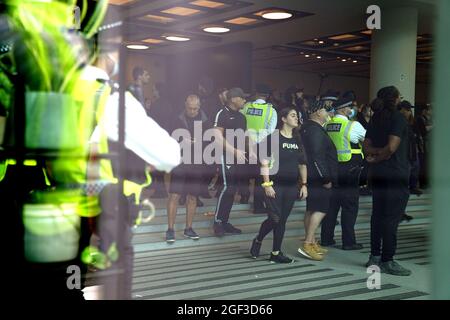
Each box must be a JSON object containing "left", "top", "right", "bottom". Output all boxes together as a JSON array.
[{"left": 348, "top": 109, "right": 356, "bottom": 119}]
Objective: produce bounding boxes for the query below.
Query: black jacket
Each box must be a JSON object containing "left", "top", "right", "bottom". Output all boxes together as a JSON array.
[{"left": 300, "top": 120, "right": 338, "bottom": 185}]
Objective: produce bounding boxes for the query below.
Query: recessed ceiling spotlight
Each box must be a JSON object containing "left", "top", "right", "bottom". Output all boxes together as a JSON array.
[
  {"left": 203, "top": 26, "right": 230, "bottom": 33},
  {"left": 318, "top": 40, "right": 324, "bottom": 44},
  {"left": 261, "top": 11, "right": 293, "bottom": 20},
  {"left": 353, "top": 60, "right": 358, "bottom": 63},
  {"left": 126, "top": 44, "right": 149, "bottom": 50},
  {"left": 165, "top": 35, "right": 191, "bottom": 41},
  {"left": 317, "top": 56, "right": 322, "bottom": 59},
  {"left": 342, "top": 59, "right": 347, "bottom": 62},
  {"left": 300, "top": 51, "right": 304, "bottom": 55},
  {"left": 305, "top": 54, "right": 310, "bottom": 58},
  {"left": 333, "top": 43, "right": 339, "bottom": 46}
]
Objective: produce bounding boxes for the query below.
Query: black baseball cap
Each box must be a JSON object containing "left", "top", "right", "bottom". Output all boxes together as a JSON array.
[{"left": 226, "top": 87, "right": 250, "bottom": 100}]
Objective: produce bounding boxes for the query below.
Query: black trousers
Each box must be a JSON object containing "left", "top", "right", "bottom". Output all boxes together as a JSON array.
[
  {"left": 256, "top": 184, "right": 298, "bottom": 252},
  {"left": 321, "top": 160, "right": 362, "bottom": 246},
  {"left": 237, "top": 163, "right": 266, "bottom": 211},
  {"left": 370, "top": 170, "right": 410, "bottom": 262},
  {"left": 214, "top": 160, "right": 241, "bottom": 223},
  {"left": 98, "top": 184, "right": 136, "bottom": 299}
]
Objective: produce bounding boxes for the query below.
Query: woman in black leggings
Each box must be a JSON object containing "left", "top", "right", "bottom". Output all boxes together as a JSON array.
[{"left": 250, "top": 108, "right": 308, "bottom": 263}]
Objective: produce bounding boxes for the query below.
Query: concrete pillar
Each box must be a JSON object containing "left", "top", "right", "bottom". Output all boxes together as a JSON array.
[
  {"left": 369, "top": 7, "right": 418, "bottom": 103},
  {"left": 431, "top": 0, "right": 450, "bottom": 300}
]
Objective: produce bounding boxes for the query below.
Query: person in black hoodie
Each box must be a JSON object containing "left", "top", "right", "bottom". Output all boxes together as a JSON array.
[{"left": 297, "top": 100, "right": 338, "bottom": 261}]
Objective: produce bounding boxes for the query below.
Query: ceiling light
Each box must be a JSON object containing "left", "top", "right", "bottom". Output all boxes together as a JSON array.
[
  {"left": 344, "top": 46, "right": 367, "bottom": 52},
  {"left": 161, "top": 7, "right": 202, "bottom": 16},
  {"left": 329, "top": 34, "right": 359, "bottom": 41},
  {"left": 333, "top": 43, "right": 339, "bottom": 46},
  {"left": 341, "top": 59, "right": 347, "bottom": 62},
  {"left": 317, "top": 56, "right": 322, "bottom": 59},
  {"left": 165, "top": 35, "right": 191, "bottom": 41},
  {"left": 190, "top": 0, "right": 227, "bottom": 9},
  {"left": 142, "top": 38, "right": 164, "bottom": 44},
  {"left": 261, "top": 11, "right": 292, "bottom": 20},
  {"left": 203, "top": 26, "right": 230, "bottom": 33},
  {"left": 141, "top": 14, "right": 175, "bottom": 24},
  {"left": 318, "top": 40, "right": 324, "bottom": 44},
  {"left": 225, "top": 17, "right": 259, "bottom": 25},
  {"left": 305, "top": 54, "right": 310, "bottom": 58},
  {"left": 126, "top": 44, "right": 149, "bottom": 50},
  {"left": 300, "top": 51, "right": 304, "bottom": 55},
  {"left": 353, "top": 60, "right": 358, "bottom": 63}
]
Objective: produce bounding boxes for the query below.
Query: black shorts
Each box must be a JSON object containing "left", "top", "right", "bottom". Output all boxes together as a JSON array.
[
  {"left": 169, "top": 164, "right": 203, "bottom": 196},
  {"left": 306, "top": 184, "right": 332, "bottom": 213}
]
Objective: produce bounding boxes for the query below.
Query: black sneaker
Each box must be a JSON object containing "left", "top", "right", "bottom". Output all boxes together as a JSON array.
[
  {"left": 410, "top": 188, "right": 423, "bottom": 196},
  {"left": 223, "top": 222, "right": 242, "bottom": 234},
  {"left": 270, "top": 252, "right": 294, "bottom": 264},
  {"left": 166, "top": 229, "right": 175, "bottom": 243},
  {"left": 213, "top": 222, "right": 225, "bottom": 237},
  {"left": 365, "top": 254, "right": 381, "bottom": 268},
  {"left": 183, "top": 228, "right": 200, "bottom": 240},
  {"left": 380, "top": 260, "right": 412, "bottom": 276},
  {"left": 401, "top": 213, "right": 414, "bottom": 222},
  {"left": 250, "top": 238, "right": 262, "bottom": 259}
]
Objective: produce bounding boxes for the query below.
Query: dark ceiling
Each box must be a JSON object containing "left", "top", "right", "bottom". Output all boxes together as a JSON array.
[{"left": 106, "top": 0, "right": 435, "bottom": 81}]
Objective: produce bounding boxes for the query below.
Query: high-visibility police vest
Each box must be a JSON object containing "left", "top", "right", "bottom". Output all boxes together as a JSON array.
[
  {"left": 325, "top": 116, "right": 363, "bottom": 162},
  {"left": 242, "top": 102, "right": 274, "bottom": 142}
]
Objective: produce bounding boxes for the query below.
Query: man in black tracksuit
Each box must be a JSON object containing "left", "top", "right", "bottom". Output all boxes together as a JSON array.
[{"left": 213, "top": 88, "right": 253, "bottom": 236}]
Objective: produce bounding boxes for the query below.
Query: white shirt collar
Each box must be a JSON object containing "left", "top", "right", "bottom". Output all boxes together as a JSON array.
[{"left": 81, "top": 65, "right": 109, "bottom": 81}]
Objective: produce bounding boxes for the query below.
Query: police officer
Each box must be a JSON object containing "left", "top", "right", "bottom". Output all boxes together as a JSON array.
[
  {"left": 241, "top": 84, "right": 277, "bottom": 213},
  {"left": 321, "top": 96, "right": 366, "bottom": 250},
  {"left": 88, "top": 49, "right": 180, "bottom": 299},
  {"left": 321, "top": 90, "right": 339, "bottom": 119}
]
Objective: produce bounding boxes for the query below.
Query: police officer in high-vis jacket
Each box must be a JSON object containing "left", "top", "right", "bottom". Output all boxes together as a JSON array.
[
  {"left": 241, "top": 84, "right": 278, "bottom": 213},
  {"left": 321, "top": 96, "right": 366, "bottom": 250}
]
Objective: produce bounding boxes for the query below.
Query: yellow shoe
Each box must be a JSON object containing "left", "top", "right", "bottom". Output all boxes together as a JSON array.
[
  {"left": 313, "top": 243, "right": 328, "bottom": 255},
  {"left": 298, "top": 243, "right": 323, "bottom": 261}
]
